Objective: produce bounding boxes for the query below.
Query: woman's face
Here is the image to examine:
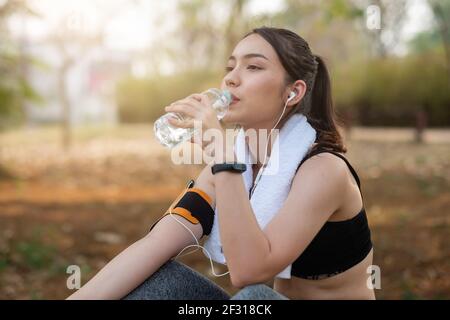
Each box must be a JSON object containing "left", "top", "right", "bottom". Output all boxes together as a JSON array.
[{"left": 220, "top": 34, "right": 290, "bottom": 130}]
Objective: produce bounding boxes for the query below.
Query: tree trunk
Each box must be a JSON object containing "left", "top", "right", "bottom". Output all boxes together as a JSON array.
[
  {"left": 58, "top": 62, "right": 72, "bottom": 151},
  {"left": 224, "top": 0, "right": 246, "bottom": 58},
  {"left": 414, "top": 108, "right": 428, "bottom": 144}
]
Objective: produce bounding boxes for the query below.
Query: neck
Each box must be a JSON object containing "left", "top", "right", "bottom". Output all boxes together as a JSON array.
[
  {"left": 241, "top": 106, "right": 295, "bottom": 165},
  {"left": 242, "top": 120, "right": 282, "bottom": 167}
]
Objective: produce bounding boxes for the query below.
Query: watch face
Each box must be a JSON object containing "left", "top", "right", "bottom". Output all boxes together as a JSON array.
[
  {"left": 231, "top": 163, "right": 246, "bottom": 172},
  {"left": 211, "top": 163, "right": 246, "bottom": 175}
]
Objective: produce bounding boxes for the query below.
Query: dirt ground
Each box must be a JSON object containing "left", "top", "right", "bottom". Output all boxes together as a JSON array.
[{"left": 0, "top": 125, "right": 449, "bottom": 299}]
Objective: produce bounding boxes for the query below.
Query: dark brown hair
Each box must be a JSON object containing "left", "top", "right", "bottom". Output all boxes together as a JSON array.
[{"left": 242, "top": 26, "right": 347, "bottom": 154}]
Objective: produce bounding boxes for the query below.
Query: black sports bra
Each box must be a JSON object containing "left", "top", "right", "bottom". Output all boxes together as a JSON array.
[{"left": 289, "top": 149, "right": 373, "bottom": 280}]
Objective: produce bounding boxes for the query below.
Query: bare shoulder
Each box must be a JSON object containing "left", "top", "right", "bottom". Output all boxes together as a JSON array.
[
  {"left": 291, "top": 152, "right": 350, "bottom": 211},
  {"left": 295, "top": 152, "right": 349, "bottom": 181}
]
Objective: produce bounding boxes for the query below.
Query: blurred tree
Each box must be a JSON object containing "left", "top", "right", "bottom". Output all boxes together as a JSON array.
[
  {"left": 427, "top": 0, "right": 450, "bottom": 84},
  {"left": 165, "top": 0, "right": 251, "bottom": 72},
  {"left": 46, "top": 21, "right": 103, "bottom": 150},
  {"left": 272, "top": 0, "right": 366, "bottom": 133},
  {"left": 45, "top": 1, "right": 144, "bottom": 150},
  {"left": 223, "top": 0, "right": 248, "bottom": 59},
  {"left": 168, "top": 0, "right": 370, "bottom": 76},
  {"left": 0, "top": 0, "right": 39, "bottom": 129},
  {"left": 409, "top": 29, "right": 442, "bottom": 54},
  {"left": 165, "top": 0, "right": 220, "bottom": 72},
  {"left": 0, "top": 0, "right": 40, "bottom": 180},
  {"left": 363, "top": 0, "right": 409, "bottom": 58}
]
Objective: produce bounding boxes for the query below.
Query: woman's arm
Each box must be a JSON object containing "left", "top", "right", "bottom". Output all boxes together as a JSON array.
[
  {"left": 66, "top": 215, "right": 203, "bottom": 300},
  {"left": 214, "top": 153, "right": 347, "bottom": 287},
  {"left": 66, "top": 166, "right": 215, "bottom": 300}
]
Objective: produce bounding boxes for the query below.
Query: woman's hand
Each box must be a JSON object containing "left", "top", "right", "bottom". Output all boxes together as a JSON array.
[{"left": 165, "top": 93, "right": 233, "bottom": 162}]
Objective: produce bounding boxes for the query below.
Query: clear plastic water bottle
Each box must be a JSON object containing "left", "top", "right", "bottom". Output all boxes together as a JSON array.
[{"left": 154, "top": 88, "right": 232, "bottom": 148}]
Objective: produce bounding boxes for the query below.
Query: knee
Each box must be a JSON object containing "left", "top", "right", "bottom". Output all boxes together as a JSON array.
[
  {"left": 123, "top": 260, "right": 185, "bottom": 300},
  {"left": 149, "top": 259, "right": 188, "bottom": 285}
]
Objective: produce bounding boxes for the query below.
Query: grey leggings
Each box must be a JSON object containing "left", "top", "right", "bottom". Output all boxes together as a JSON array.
[{"left": 123, "top": 259, "right": 289, "bottom": 300}]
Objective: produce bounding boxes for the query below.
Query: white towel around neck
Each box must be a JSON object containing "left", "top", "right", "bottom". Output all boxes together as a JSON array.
[{"left": 202, "top": 113, "right": 317, "bottom": 279}]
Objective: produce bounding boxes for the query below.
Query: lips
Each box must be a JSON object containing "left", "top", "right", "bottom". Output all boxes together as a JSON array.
[{"left": 230, "top": 93, "right": 240, "bottom": 104}]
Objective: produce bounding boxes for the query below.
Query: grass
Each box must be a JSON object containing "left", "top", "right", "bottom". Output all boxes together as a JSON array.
[
  {"left": 16, "top": 240, "right": 56, "bottom": 270},
  {"left": 0, "top": 258, "right": 8, "bottom": 271}
]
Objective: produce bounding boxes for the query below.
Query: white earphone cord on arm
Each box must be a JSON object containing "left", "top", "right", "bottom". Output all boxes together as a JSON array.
[{"left": 167, "top": 92, "right": 294, "bottom": 277}]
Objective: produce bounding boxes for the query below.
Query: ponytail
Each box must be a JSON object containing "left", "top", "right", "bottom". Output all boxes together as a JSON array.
[{"left": 308, "top": 55, "right": 347, "bottom": 154}]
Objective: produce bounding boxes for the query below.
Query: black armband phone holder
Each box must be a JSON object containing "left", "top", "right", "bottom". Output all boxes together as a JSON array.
[{"left": 149, "top": 179, "right": 215, "bottom": 237}]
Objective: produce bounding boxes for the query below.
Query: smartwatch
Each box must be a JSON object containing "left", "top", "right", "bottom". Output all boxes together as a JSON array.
[{"left": 211, "top": 163, "right": 247, "bottom": 175}]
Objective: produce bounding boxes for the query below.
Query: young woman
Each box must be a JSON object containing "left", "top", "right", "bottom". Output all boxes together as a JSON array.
[{"left": 67, "top": 27, "right": 374, "bottom": 300}]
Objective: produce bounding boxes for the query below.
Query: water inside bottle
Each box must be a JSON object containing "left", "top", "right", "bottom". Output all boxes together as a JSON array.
[
  {"left": 153, "top": 89, "right": 231, "bottom": 148},
  {"left": 154, "top": 113, "right": 195, "bottom": 148}
]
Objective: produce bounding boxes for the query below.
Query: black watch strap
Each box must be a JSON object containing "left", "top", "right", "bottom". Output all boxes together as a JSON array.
[{"left": 211, "top": 163, "right": 247, "bottom": 175}]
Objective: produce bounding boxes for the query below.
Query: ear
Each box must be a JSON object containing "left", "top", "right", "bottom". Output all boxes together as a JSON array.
[{"left": 287, "top": 80, "right": 307, "bottom": 106}]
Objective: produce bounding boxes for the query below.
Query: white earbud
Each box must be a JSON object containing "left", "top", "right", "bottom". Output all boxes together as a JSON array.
[{"left": 287, "top": 91, "right": 296, "bottom": 102}]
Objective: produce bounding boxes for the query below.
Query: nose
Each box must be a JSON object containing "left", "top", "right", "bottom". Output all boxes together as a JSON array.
[{"left": 223, "top": 69, "right": 240, "bottom": 88}]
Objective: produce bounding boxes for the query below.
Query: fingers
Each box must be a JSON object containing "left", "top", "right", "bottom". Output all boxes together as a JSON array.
[
  {"left": 194, "top": 93, "right": 212, "bottom": 106},
  {"left": 178, "top": 95, "right": 203, "bottom": 108},
  {"left": 186, "top": 93, "right": 212, "bottom": 108},
  {"left": 167, "top": 116, "right": 195, "bottom": 129},
  {"left": 165, "top": 92, "right": 214, "bottom": 130},
  {"left": 188, "top": 94, "right": 203, "bottom": 102},
  {"left": 165, "top": 102, "right": 198, "bottom": 119}
]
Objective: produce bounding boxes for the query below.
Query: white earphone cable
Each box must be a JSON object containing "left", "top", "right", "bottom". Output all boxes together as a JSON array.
[
  {"left": 169, "top": 209, "right": 230, "bottom": 277},
  {"left": 249, "top": 93, "right": 292, "bottom": 197}
]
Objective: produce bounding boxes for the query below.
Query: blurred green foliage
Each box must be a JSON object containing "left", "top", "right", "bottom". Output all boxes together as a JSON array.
[
  {"left": 0, "top": 0, "right": 41, "bottom": 130},
  {"left": 117, "top": 47, "right": 450, "bottom": 126},
  {"left": 334, "top": 48, "right": 450, "bottom": 126},
  {"left": 116, "top": 69, "right": 223, "bottom": 123}
]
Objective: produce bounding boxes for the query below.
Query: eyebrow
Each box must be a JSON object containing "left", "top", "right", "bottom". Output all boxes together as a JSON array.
[{"left": 228, "top": 53, "right": 269, "bottom": 61}]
